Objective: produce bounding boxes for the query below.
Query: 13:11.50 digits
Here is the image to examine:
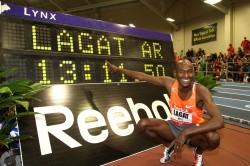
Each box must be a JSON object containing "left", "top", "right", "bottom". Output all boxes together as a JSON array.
[{"left": 35, "top": 59, "right": 166, "bottom": 84}]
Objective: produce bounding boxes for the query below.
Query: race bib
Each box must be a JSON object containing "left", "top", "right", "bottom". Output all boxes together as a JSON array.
[{"left": 171, "top": 105, "right": 192, "bottom": 125}]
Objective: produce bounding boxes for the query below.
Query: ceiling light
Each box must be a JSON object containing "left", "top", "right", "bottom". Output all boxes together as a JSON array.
[
  {"left": 204, "top": 0, "right": 222, "bottom": 5},
  {"left": 166, "top": 18, "right": 175, "bottom": 22},
  {"left": 129, "top": 23, "right": 135, "bottom": 27}
]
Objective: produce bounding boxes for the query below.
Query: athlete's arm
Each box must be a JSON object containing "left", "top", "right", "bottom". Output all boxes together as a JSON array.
[
  {"left": 184, "top": 84, "right": 224, "bottom": 137},
  {"left": 106, "top": 60, "right": 175, "bottom": 88},
  {"left": 173, "top": 84, "right": 224, "bottom": 153}
]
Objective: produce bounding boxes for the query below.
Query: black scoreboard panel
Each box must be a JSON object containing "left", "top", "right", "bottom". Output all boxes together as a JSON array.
[
  {"left": 4, "top": 54, "right": 172, "bottom": 84},
  {"left": 0, "top": 8, "right": 174, "bottom": 84},
  {"left": 2, "top": 17, "right": 172, "bottom": 58}
]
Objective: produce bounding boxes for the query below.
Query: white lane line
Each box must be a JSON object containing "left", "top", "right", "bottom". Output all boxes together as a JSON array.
[
  {"left": 214, "top": 87, "right": 250, "bottom": 92},
  {"left": 213, "top": 96, "right": 250, "bottom": 102},
  {"left": 220, "top": 82, "right": 250, "bottom": 87},
  {"left": 216, "top": 104, "right": 250, "bottom": 112},
  {"left": 101, "top": 145, "right": 162, "bottom": 165},
  {"left": 222, "top": 115, "right": 250, "bottom": 124},
  {"left": 215, "top": 91, "right": 250, "bottom": 97},
  {"left": 222, "top": 85, "right": 250, "bottom": 88}
]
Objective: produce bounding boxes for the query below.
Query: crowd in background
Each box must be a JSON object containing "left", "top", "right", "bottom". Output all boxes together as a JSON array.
[{"left": 175, "top": 37, "right": 250, "bottom": 83}]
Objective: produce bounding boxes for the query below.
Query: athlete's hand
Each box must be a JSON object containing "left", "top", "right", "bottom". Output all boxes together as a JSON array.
[
  {"left": 173, "top": 129, "right": 188, "bottom": 157},
  {"left": 106, "top": 60, "right": 118, "bottom": 73}
]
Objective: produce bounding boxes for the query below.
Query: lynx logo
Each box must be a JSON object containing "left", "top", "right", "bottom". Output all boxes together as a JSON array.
[
  {"left": 0, "top": 2, "right": 11, "bottom": 14},
  {"left": 24, "top": 7, "right": 56, "bottom": 20},
  {"left": 34, "top": 94, "right": 171, "bottom": 155}
]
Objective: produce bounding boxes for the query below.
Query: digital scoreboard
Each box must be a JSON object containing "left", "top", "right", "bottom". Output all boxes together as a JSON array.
[
  {"left": 0, "top": 3, "right": 173, "bottom": 165},
  {"left": 0, "top": 2, "right": 175, "bottom": 84}
]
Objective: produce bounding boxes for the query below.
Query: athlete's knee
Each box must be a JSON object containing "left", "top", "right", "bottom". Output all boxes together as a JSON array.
[
  {"left": 137, "top": 118, "right": 150, "bottom": 133},
  {"left": 206, "top": 131, "right": 220, "bottom": 149},
  {"left": 137, "top": 119, "right": 158, "bottom": 138}
]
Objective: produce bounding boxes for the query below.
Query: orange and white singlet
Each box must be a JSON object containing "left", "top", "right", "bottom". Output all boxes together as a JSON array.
[{"left": 169, "top": 81, "right": 204, "bottom": 126}]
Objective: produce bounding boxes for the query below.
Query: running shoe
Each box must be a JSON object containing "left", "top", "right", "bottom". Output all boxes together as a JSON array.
[
  {"left": 160, "top": 147, "right": 174, "bottom": 163},
  {"left": 194, "top": 148, "right": 204, "bottom": 166}
]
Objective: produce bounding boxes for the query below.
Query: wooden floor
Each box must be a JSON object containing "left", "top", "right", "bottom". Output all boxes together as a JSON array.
[{"left": 104, "top": 123, "right": 250, "bottom": 166}]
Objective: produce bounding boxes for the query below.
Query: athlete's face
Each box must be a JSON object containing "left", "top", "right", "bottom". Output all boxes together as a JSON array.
[{"left": 176, "top": 60, "right": 194, "bottom": 88}]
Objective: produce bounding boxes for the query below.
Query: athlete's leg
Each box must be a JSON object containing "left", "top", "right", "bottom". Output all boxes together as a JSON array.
[
  {"left": 188, "top": 131, "right": 220, "bottom": 154},
  {"left": 137, "top": 118, "right": 175, "bottom": 146},
  {"left": 187, "top": 131, "right": 220, "bottom": 166}
]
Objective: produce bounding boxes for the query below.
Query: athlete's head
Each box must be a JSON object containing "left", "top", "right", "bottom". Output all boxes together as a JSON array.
[{"left": 175, "top": 59, "right": 194, "bottom": 88}]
